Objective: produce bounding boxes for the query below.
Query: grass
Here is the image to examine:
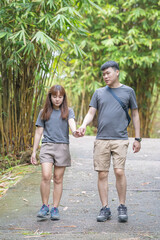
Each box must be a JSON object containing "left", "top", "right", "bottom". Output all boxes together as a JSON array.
[{"left": 0, "top": 164, "right": 36, "bottom": 198}]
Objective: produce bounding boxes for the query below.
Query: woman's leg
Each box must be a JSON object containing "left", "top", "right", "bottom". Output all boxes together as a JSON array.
[
  {"left": 53, "top": 166, "right": 66, "bottom": 207},
  {"left": 40, "top": 162, "right": 53, "bottom": 205}
]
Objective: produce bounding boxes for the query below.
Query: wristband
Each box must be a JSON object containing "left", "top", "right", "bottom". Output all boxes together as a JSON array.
[{"left": 135, "top": 138, "right": 142, "bottom": 142}]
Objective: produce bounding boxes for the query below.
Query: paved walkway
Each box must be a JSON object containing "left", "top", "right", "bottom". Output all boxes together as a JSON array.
[{"left": 0, "top": 137, "right": 160, "bottom": 240}]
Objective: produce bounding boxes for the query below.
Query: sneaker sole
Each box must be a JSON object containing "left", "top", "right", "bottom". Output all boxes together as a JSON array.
[
  {"left": 50, "top": 216, "right": 60, "bottom": 221},
  {"left": 118, "top": 216, "right": 128, "bottom": 223},
  {"left": 97, "top": 215, "right": 112, "bottom": 222},
  {"left": 37, "top": 212, "right": 49, "bottom": 219}
]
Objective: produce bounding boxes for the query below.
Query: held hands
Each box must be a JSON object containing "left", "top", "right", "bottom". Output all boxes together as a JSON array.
[
  {"left": 133, "top": 140, "right": 141, "bottom": 153},
  {"left": 72, "top": 125, "right": 86, "bottom": 138},
  {"left": 30, "top": 152, "right": 38, "bottom": 165}
]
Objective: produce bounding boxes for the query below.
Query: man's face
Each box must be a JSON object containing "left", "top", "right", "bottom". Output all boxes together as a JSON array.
[{"left": 102, "top": 67, "right": 119, "bottom": 86}]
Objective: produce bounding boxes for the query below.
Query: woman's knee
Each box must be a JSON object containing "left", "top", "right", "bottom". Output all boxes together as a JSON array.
[
  {"left": 53, "top": 174, "right": 63, "bottom": 185},
  {"left": 42, "top": 173, "right": 52, "bottom": 183}
]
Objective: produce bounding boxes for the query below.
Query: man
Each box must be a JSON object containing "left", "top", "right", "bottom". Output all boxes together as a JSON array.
[{"left": 78, "top": 61, "right": 141, "bottom": 223}]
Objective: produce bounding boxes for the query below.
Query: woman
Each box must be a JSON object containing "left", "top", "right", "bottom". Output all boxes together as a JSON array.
[{"left": 31, "top": 85, "right": 79, "bottom": 220}]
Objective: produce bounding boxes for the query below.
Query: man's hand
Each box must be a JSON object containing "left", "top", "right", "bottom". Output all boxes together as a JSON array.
[
  {"left": 31, "top": 152, "right": 38, "bottom": 165},
  {"left": 72, "top": 131, "right": 81, "bottom": 138},
  {"left": 133, "top": 140, "right": 141, "bottom": 153},
  {"left": 76, "top": 125, "right": 86, "bottom": 137}
]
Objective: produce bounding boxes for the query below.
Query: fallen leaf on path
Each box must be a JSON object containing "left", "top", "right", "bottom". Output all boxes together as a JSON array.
[
  {"left": 55, "top": 225, "right": 77, "bottom": 228},
  {"left": 63, "top": 206, "right": 68, "bottom": 211},
  {"left": 0, "top": 183, "right": 6, "bottom": 188},
  {"left": 63, "top": 225, "right": 76, "bottom": 228},
  {"left": 34, "top": 229, "right": 39, "bottom": 234},
  {"left": 81, "top": 191, "right": 86, "bottom": 194},
  {"left": 9, "top": 227, "right": 26, "bottom": 230},
  {"left": 24, "top": 236, "right": 44, "bottom": 238},
  {"left": 141, "top": 182, "right": 151, "bottom": 186},
  {"left": 22, "top": 198, "right": 28, "bottom": 202},
  {"left": 120, "top": 238, "right": 140, "bottom": 240}
]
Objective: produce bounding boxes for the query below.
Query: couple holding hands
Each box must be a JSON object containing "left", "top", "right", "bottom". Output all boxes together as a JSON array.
[{"left": 31, "top": 61, "right": 141, "bottom": 223}]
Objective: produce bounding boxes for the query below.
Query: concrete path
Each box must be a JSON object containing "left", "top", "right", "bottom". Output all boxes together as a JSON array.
[{"left": 0, "top": 137, "right": 160, "bottom": 240}]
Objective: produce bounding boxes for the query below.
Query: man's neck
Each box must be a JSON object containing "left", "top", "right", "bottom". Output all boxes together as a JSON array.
[{"left": 108, "top": 82, "right": 122, "bottom": 88}]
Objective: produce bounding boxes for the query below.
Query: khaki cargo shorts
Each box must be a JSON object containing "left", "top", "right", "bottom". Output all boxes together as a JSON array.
[
  {"left": 93, "top": 139, "right": 129, "bottom": 171},
  {"left": 39, "top": 142, "right": 71, "bottom": 167}
]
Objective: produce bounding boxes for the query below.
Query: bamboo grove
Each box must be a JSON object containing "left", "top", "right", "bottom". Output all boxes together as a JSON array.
[
  {"left": 0, "top": 0, "right": 160, "bottom": 156},
  {"left": 53, "top": 0, "right": 160, "bottom": 138},
  {"left": 0, "top": 0, "right": 89, "bottom": 154}
]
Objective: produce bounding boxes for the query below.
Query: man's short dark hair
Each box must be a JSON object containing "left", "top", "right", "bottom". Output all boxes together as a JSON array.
[{"left": 101, "top": 61, "right": 119, "bottom": 71}]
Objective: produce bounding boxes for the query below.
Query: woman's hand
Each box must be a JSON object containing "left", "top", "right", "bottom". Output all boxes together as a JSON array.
[{"left": 31, "top": 152, "right": 38, "bottom": 165}]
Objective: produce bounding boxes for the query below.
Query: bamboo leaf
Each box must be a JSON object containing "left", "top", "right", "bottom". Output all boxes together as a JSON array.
[{"left": 0, "top": 32, "right": 8, "bottom": 38}]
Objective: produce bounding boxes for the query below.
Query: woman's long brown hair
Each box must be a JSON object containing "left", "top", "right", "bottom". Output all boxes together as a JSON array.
[{"left": 41, "top": 85, "right": 69, "bottom": 120}]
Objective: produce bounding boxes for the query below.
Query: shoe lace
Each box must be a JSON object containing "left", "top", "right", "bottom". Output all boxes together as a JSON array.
[
  {"left": 41, "top": 204, "right": 48, "bottom": 211},
  {"left": 118, "top": 205, "right": 127, "bottom": 214},
  {"left": 51, "top": 207, "right": 58, "bottom": 213},
  {"left": 41, "top": 204, "right": 45, "bottom": 210},
  {"left": 100, "top": 207, "right": 108, "bottom": 215}
]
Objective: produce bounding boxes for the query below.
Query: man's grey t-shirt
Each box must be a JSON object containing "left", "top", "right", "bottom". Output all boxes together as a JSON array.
[
  {"left": 89, "top": 85, "right": 138, "bottom": 140},
  {"left": 36, "top": 108, "right": 75, "bottom": 144}
]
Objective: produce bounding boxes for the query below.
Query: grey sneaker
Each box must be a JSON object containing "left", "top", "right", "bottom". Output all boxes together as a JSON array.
[
  {"left": 50, "top": 207, "right": 60, "bottom": 220},
  {"left": 37, "top": 204, "right": 49, "bottom": 218},
  {"left": 97, "top": 206, "right": 111, "bottom": 222},
  {"left": 118, "top": 204, "right": 128, "bottom": 222}
]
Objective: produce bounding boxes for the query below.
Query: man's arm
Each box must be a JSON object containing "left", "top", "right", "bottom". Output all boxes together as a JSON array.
[
  {"left": 131, "top": 109, "right": 141, "bottom": 153},
  {"left": 78, "top": 107, "right": 97, "bottom": 136}
]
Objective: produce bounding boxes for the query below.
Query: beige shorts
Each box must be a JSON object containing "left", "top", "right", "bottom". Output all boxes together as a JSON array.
[
  {"left": 39, "top": 142, "right": 71, "bottom": 167},
  {"left": 93, "top": 139, "right": 129, "bottom": 171}
]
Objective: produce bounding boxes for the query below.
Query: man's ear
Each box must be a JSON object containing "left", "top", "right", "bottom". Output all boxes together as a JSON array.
[{"left": 116, "top": 70, "right": 120, "bottom": 77}]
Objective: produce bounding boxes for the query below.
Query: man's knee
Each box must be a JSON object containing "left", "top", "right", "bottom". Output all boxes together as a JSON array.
[
  {"left": 98, "top": 171, "right": 109, "bottom": 181},
  {"left": 114, "top": 168, "right": 125, "bottom": 178}
]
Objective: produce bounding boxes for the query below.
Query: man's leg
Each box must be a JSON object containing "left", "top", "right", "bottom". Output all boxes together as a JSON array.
[
  {"left": 114, "top": 168, "right": 128, "bottom": 222},
  {"left": 97, "top": 171, "right": 111, "bottom": 222},
  {"left": 112, "top": 140, "right": 129, "bottom": 222},
  {"left": 114, "top": 168, "right": 126, "bottom": 205},
  {"left": 98, "top": 171, "right": 109, "bottom": 207}
]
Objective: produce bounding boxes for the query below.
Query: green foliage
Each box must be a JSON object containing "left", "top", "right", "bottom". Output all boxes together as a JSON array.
[
  {"left": 53, "top": 0, "right": 160, "bottom": 137},
  {"left": 0, "top": 0, "right": 90, "bottom": 154},
  {"left": 85, "top": 126, "right": 97, "bottom": 136}
]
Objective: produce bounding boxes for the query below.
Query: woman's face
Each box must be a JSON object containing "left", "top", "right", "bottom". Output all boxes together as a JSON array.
[{"left": 51, "top": 91, "right": 64, "bottom": 109}]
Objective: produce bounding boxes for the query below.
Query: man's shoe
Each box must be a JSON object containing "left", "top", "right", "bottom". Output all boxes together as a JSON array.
[
  {"left": 118, "top": 204, "right": 128, "bottom": 222},
  {"left": 37, "top": 204, "right": 49, "bottom": 218},
  {"left": 50, "top": 207, "right": 60, "bottom": 220},
  {"left": 97, "top": 206, "right": 111, "bottom": 222}
]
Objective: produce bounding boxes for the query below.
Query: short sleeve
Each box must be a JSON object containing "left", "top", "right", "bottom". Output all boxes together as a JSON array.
[
  {"left": 129, "top": 89, "right": 138, "bottom": 109},
  {"left": 35, "top": 110, "right": 45, "bottom": 128},
  {"left": 68, "top": 108, "right": 75, "bottom": 119},
  {"left": 89, "top": 90, "right": 98, "bottom": 109}
]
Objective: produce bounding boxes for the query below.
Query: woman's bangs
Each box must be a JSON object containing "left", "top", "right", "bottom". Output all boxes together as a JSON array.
[{"left": 50, "top": 85, "right": 65, "bottom": 96}]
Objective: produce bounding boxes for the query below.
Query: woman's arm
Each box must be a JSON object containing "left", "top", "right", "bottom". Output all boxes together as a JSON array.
[
  {"left": 31, "top": 126, "right": 44, "bottom": 165},
  {"left": 68, "top": 118, "right": 79, "bottom": 138}
]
